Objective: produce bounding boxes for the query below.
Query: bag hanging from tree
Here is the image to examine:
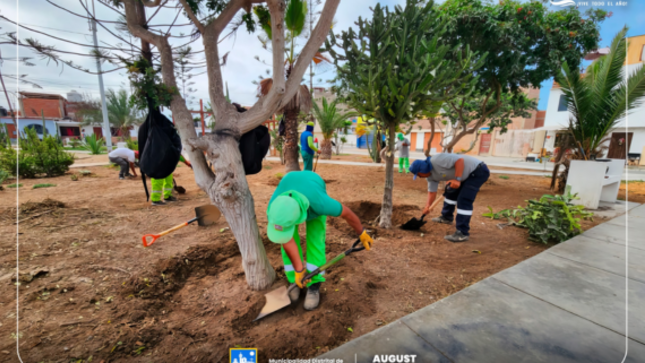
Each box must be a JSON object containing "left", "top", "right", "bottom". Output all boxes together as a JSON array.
[
  {"left": 238, "top": 125, "right": 270, "bottom": 175},
  {"left": 138, "top": 107, "right": 182, "bottom": 200}
]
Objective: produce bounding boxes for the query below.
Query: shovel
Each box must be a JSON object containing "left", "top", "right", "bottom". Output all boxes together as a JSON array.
[
  {"left": 400, "top": 195, "right": 445, "bottom": 231},
  {"left": 142, "top": 205, "right": 221, "bottom": 247},
  {"left": 173, "top": 178, "right": 186, "bottom": 194},
  {"left": 254, "top": 239, "right": 366, "bottom": 321},
  {"left": 313, "top": 152, "right": 320, "bottom": 172}
]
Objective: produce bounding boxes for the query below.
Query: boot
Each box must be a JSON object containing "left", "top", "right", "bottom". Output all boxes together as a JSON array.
[
  {"left": 444, "top": 231, "right": 469, "bottom": 243},
  {"left": 289, "top": 286, "right": 301, "bottom": 303},
  {"left": 304, "top": 282, "right": 321, "bottom": 311},
  {"left": 151, "top": 200, "right": 166, "bottom": 206},
  {"left": 431, "top": 216, "right": 453, "bottom": 225},
  {"left": 165, "top": 196, "right": 178, "bottom": 202}
]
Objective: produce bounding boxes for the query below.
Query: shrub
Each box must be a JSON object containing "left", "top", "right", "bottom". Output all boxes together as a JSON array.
[
  {"left": 33, "top": 183, "right": 56, "bottom": 189},
  {"left": 0, "top": 169, "right": 8, "bottom": 190},
  {"left": 70, "top": 174, "right": 78, "bottom": 181},
  {"left": 498, "top": 175, "right": 510, "bottom": 180},
  {"left": 68, "top": 137, "right": 82, "bottom": 148},
  {"left": 274, "top": 172, "right": 284, "bottom": 180},
  {"left": 126, "top": 139, "right": 138, "bottom": 151},
  {"left": 483, "top": 192, "right": 593, "bottom": 244},
  {"left": 7, "top": 183, "right": 22, "bottom": 188},
  {"left": 82, "top": 134, "right": 106, "bottom": 155},
  {"left": 0, "top": 128, "right": 74, "bottom": 178}
]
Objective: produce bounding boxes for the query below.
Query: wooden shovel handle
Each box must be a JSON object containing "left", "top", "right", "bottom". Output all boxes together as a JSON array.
[
  {"left": 142, "top": 217, "right": 197, "bottom": 247},
  {"left": 429, "top": 195, "right": 445, "bottom": 211}
]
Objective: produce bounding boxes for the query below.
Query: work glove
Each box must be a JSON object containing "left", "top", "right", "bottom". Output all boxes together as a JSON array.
[
  {"left": 447, "top": 179, "right": 461, "bottom": 189},
  {"left": 294, "top": 267, "right": 310, "bottom": 289},
  {"left": 359, "top": 229, "right": 373, "bottom": 251}
]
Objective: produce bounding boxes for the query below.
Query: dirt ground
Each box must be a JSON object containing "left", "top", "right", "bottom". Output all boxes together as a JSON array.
[{"left": 0, "top": 160, "right": 636, "bottom": 363}]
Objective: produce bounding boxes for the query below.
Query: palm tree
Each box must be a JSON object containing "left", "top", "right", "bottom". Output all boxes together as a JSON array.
[
  {"left": 311, "top": 97, "right": 356, "bottom": 159},
  {"left": 552, "top": 27, "right": 645, "bottom": 191},
  {"left": 79, "top": 89, "right": 143, "bottom": 141},
  {"left": 256, "top": 0, "right": 330, "bottom": 172}
]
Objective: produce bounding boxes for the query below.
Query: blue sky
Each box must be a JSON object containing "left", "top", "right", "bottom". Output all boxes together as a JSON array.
[{"left": 0, "top": 1, "right": 643, "bottom": 112}]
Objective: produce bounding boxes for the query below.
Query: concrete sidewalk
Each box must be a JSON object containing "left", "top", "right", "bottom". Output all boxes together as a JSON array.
[{"left": 319, "top": 203, "right": 645, "bottom": 363}]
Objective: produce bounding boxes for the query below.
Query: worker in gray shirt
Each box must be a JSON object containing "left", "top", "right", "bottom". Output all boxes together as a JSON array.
[
  {"left": 409, "top": 153, "right": 490, "bottom": 242},
  {"left": 394, "top": 133, "right": 410, "bottom": 173}
]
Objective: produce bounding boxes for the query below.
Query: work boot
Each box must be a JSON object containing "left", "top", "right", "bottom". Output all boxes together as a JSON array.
[
  {"left": 289, "top": 286, "right": 301, "bottom": 303},
  {"left": 444, "top": 231, "right": 469, "bottom": 243},
  {"left": 119, "top": 175, "right": 125, "bottom": 180},
  {"left": 432, "top": 216, "right": 453, "bottom": 225},
  {"left": 151, "top": 200, "right": 166, "bottom": 206},
  {"left": 304, "top": 282, "right": 321, "bottom": 311},
  {"left": 165, "top": 196, "right": 178, "bottom": 202}
]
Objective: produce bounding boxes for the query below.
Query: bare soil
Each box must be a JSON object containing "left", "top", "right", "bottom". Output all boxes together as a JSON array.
[{"left": 0, "top": 160, "right": 627, "bottom": 362}]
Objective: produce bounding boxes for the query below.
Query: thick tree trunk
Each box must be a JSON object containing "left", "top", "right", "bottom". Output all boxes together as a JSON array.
[
  {"left": 320, "top": 138, "right": 332, "bottom": 159},
  {"left": 379, "top": 123, "right": 397, "bottom": 228},
  {"left": 283, "top": 107, "right": 301, "bottom": 172}
]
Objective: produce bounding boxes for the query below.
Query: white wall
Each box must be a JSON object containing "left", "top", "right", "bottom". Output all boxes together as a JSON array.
[
  {"left": 544, "top": 88, "right": 570, "bottom": 128},
  {"left": 413, "top": 131, "right": 425, "bottom": 150}
]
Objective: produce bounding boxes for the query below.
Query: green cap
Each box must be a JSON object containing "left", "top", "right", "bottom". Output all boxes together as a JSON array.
[
  {"left": 397, "top": 133, "right": 404, "bottom": 140},
  {"left": 267, "top": 191, "right": 309, "bottom": 244},
  {"left": 307, "top": 121, "right": 315, "bottom": 127}
]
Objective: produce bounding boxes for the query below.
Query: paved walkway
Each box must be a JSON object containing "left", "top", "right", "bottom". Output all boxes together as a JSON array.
[{"left": 319, "top": 203, "right": 645, "bottom": 363}]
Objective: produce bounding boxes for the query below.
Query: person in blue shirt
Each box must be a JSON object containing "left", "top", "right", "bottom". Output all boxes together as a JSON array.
[{"left": 300, "top": 121, "right": 319, "bottom": 171}]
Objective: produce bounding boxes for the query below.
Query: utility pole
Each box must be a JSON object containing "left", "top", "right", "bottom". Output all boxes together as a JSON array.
[{"left": 89, "top": 0, "right": 112, "bottom": 151}]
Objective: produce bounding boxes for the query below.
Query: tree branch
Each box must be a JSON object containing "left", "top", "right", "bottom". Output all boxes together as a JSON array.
[{"left": 178, "top": 0, "right": 205, "bottom": 34}]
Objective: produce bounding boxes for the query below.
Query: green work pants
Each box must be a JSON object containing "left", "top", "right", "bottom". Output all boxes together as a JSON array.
[
  {"left": 398, "top": 157, "right": 410, "bottom": 173},
  {"left": 151, "top": 174, "right": 173, "bottom": 202},
  {"left": 302, "top": 151, "right": 314, "bottom": 171},
  {"left": 281, "top": 215, "right": 326, "bottom": 286}
]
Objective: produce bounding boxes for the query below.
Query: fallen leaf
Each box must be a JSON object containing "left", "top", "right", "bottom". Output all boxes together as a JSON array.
[
  {"left": 135, "top": 341, "right": 144, "bottom": 346},
  {"left": 525, "top": 246, "right": 531, "bottom": 249},
  {"left": 335, "top": 289, "right": 339, "bottom": 292},
  {"left": 472, "top": 250, "right": 481, "bottom": 254},
  {"left": 219, "top": 227, "right": 230, "bottom": 233},
  {"left": 347, "top": 327, "right": 353, "bottom": 332}
]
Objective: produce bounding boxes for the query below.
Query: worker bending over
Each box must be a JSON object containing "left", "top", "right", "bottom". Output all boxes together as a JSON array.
[
  {"left": 409, "top": 154, "right": 490, "bottom": 242},
  {"left": 150, "top": 155, "right": 192, "bottom": 206},
  {"left": 300, "top": 121, "right": 319, "bottom": 171},
  {"left": 266, "top": 171, "right": 373, "bottom": 310},
  {"left": 108, "top": 147, "right": 138, "bottom": 180}
]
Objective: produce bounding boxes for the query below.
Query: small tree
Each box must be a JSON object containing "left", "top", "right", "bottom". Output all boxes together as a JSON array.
[
  {"left": 437, "top": 0, "right": 607, "bottom": 152},
  {"left": 311, "top": 98, "right": 356, "bottom": 159},
  {"left": 551, "top": 27, "right": 645, "bottom": 191},
  {"left": 78, "top": 89, "right": 143, "bottom": 141},
  {"left": 327, "top": 0, "right": 483, "bottom": 228}
]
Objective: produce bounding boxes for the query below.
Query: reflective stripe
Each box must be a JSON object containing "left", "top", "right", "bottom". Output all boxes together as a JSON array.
[
  {"left": 444, "top": 198, "right": 457, "bottom": 205},
  {"left": 151, "top": 190, "right": 162, "bottom": 193},
  {"left": 284, "top": 265, "right": 294, "bottom": 272},
  {"left": 307, "top": 262, "right": 325, "bottom": 275},
  {"left": 457, "top": 208, "right": 473, "bottom": 216},
  {"left": 163, "top": 188, "right": 173, "bottom": 191}
]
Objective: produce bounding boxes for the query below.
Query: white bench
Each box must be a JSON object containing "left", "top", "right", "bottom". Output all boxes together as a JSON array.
[{"left": 566, "top": 159, "right": 624, "bottom": 210}]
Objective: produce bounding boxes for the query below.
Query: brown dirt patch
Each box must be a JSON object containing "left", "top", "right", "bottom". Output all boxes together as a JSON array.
[{"left": 0, "top": 160, "right": 627, "bottom": 362}]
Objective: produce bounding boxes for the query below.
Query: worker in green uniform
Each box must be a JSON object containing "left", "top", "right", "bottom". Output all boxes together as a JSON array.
[
  {"left": 266, "top": 171, "right": 374, "bottom": 310},
  {"left": 150, "top": 155, "right": 192, "bottom": 206},
  {"left": 300, "top": 121, "right": 319, "bottom": 171}
]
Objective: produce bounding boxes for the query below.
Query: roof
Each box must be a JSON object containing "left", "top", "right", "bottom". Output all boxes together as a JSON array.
[{"left": 19, "top": 91, "right": 67, "bottom": 101}]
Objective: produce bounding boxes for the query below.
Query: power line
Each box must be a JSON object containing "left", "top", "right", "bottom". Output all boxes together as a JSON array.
[{"left": 10, "top": 22, "right": 91, "bottom": 36}]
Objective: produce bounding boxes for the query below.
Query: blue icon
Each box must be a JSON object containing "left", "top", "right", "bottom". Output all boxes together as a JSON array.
[{"left": 230, "top": 348, "right": 257, "bottom": 363}]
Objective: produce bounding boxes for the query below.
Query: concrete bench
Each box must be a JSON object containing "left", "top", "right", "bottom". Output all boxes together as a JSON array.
[{"left": 566, "top": 159, "right": 624, "bottom": 210}]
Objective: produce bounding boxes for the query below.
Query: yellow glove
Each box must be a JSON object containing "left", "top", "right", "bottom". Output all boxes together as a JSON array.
[
  {"left": 359, "top": 229, "right": 373, "bottom": 251},
  {"left": 294, "top": 267, "right": 309, "bottom": 289}
]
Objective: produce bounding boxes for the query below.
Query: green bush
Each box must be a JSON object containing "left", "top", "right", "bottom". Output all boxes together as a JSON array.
[
  {"left": 126, "top": 139, "right": 139, "bottom": 151},
  {"left": 82, "top": 134, "right": 106, "bottom": 155},
  {"left": 0, "top": 128, "right": 74, "bottom": 178},
  {"left": 68, "top": 137, "right": 82, "bottom": 148},
  {"left": 483, "top": 192, "right": 593, "bottom": 244},
  {"left": 7, "top": 183, "right": 22, "bottom": 188},
  {"left": 33, "top": 183, "right": 56, "bottom": 189}
]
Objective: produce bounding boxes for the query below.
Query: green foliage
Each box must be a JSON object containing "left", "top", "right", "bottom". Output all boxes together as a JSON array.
[
  {"left": 126, "top": 139, "right": 139, "bottom": 151},
  {"left": 311, "top": 98, "right": 357, "bottom": 139},
  {"left": 125, "top": 58, "right": 178, "bottom": 110},
  {"left": 68, "top": 138, "right": 82, "bottom": 148},
  {"left": 269, "top": 129, "right": 284, "bottom": 164},
  {"left": 274, "top": 172, "right": 284, "bottom": 180},
  {"left": 33, "top": 183, "right": 56, "bottom": 189},
  {"left": 483, "top": 193, "right": 593, "bottom": 244},
  {"left": 0, "top": 123, "right": 10, "bottom": 146},
  {"left": 328, "top": 0, "right": 482, "bottom": 130},
  {"left": 0, "top": 128, "right": 74, "bottom": 178},
  {"left": 7, "top": 183, "right": 21, "bottom": 188},
  {"left": 285, "top": 0, "right": 307, "bottom": 38},
  {"left": 82, "top": 134, "right": 106, "bottom": 155},
  {"left": 0, "top": 170, "right": 8, "bottom": 190},
  {"left": 557, "top": 27, "right": 645, "bottom": 158},
  {"left": 498, "top": 175, "right": 510, "bottom": 180}
]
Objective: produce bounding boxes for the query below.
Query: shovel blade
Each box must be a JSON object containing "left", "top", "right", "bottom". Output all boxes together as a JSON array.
[
  {"left": 194, "top": 205, "right": 221, "bottom": 226},
  {"left": 253, "top": 286, "right": 292, "bottom": 321},
  {"left": 400, "top": 217, "right": 426, "bottom": 231}
]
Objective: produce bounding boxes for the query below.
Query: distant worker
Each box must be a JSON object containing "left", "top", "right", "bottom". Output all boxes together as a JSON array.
[
  {"left": 300, "top": 121, "right": 319, "bottom": 171},
  {"left": 108, "top": 147, "right": 138, "bottom": 180},
  {"left": 395, "top": 133, "right": 410, "bottom": 173},
  {"left": 409, "top": 154, "right": 490, "bottom": 242},
  {"left": 150, "top": 155, "right": 192, "bottom": 206},
  {"left": 266, "top": 171, "right": 374, "bottom": 310}
]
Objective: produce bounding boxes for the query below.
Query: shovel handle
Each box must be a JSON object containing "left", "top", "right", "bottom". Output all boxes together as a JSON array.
[
  {"left": 287, "top": 239, "right": 364, "bottom": 293},
  {"left": 142, "top": 217, "right": 198, "bottom": 247}
]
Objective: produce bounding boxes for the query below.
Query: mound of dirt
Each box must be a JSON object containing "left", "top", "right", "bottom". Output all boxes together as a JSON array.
[{"left": 21, "top": 198, "right": 66, "bottom": 214}]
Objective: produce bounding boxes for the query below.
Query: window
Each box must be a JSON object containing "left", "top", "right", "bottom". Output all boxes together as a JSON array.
[
  {"left": 59, "top": 126, "right": 80, "bottom": 136},
  {"left": 557, "top": 95, "right": 568, "bottom": 112},
  {"left": 25, "top": 124, "right": 44, "bottom": 134}
]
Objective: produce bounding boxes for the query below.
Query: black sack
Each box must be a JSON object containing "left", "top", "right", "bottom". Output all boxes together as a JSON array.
[
  {"left": 138, "top": 108, "right": 182, "bottom": 200},
  {"left": 278, "top": 116, "right": 285, "bottom": 137},
  {"left": 239, "top": 125, "right": 270, "bottom": 175}
]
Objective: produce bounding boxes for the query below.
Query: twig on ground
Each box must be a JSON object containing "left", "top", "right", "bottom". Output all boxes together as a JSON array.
[
  {"left": 88, "top": 265, "right": 131, "bottom": 276},
  {"left": 15, "top": 210, "right": 54, "bottom": 224}
]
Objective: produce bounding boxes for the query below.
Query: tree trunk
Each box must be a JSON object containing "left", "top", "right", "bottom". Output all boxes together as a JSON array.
[
  {"left": 320, "top": 138, "right": 332, "bottom": 159},
  {"left": 379, "top": 123, "right": 397, "bottom": 228},
  {"left": 425, "top": 117, "right": 435, "bottom": 157},
  {"left": 283, "top": 107, "right": 301, "bottom": 172},
  {"left": 375, "top": 129, "right": 382, "bottom": 163}
]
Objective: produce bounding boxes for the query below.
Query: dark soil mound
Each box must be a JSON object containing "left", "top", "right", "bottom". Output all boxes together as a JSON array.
[{"left": 21, "top": 198, "right": 66, "bottom": 214}]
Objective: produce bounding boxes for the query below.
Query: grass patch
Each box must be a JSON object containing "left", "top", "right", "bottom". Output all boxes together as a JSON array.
[
  {"left": 7, "top": 183, "right": 22, "bottom": 188},
  {"left": 498, "top": 175, "right": 510, "bottom": 180},
  {"left": 65, "top": 146, "right": 107, "bottom": 152},
  {"left": 264, "top": 165, "right": 273, "bottom": 170},
  {"left": 33, "top": 183, "right": 56, "bottom": 189},
  {"left": 622, "top": 180, "right": 644, "bottom": 184},
  {"left": 274, "top": 172, "right": 284, "bottom": 180}
]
